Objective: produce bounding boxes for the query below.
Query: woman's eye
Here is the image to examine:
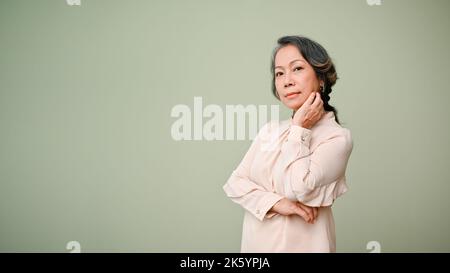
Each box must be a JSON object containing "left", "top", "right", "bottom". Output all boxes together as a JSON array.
[
  {"left": 275, "top": 72, "right": 283, "bottom": 77},
  {"left": 294, "top": 67, "right": 303, "bottom": 71}
]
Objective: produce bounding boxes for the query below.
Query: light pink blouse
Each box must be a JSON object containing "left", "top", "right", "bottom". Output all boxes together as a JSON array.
[{"left": 223, "top": 111, "right": 353, "bottom": 252}]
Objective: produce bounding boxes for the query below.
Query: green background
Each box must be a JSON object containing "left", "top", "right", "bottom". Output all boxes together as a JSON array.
[{"left": 1, "top": 0, "right": 449, "bottom": 252}]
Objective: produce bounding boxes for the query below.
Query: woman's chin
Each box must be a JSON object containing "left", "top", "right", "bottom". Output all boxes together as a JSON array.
[{"left": 282, "top": 100, "right": 303, "bottom": 110}]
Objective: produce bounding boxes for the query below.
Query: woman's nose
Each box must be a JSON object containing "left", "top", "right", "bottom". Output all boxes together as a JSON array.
[{"left": 284, "top": 73, "right": 295, "bottom": 88}]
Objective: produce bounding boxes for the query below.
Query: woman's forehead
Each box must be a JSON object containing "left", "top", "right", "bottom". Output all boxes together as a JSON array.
[{"left": 275, "top": 45, "right": 307, "bottom": 67}]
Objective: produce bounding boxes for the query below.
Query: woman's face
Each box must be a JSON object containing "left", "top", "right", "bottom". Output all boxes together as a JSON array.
[{"left": 274, "top": 44, "right": 322, "bottom": 111}]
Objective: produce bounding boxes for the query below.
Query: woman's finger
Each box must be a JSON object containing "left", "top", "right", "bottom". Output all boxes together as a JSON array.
[
  {"left": 311, "top": 92, "right": 321, "bottom": 105},
  {"left": 306, "top": 109, "right": 319, "bottom": 122},
  {"left": 294, "top": 206, "right": 311, "bottom": 223},
  {"left": 305, "top": 92, "right": 316, "bottom": 106},
  {"left": 297, "top": 203, "right": 314, "bottom": 223},
  {"left": 313, "top": 207, "right": 318, "bottom": 221},
  {"left": 302, "top": 204, "right": 314, "bottom": 221}
]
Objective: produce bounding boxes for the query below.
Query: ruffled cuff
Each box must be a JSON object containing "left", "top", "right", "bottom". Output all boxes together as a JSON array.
[
  {"left": 288, "top": 125, "right": 312, "bottom": 145},
  {"left": 293, "top": 176, "right": 348, "bottom": 207},
  {"left": 223, "top": 173, "right": 284, "bottom": 221},
  {"left": 257, "top": 193, "right": 284, "bottom": 221}
]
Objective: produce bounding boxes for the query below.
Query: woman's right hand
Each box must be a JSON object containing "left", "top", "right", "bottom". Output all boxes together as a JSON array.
[{"left": 270, "top": 198, "right": 318, "bottom": 224}]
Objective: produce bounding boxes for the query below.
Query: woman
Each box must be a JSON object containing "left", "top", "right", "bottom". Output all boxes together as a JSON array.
[{"left": 223, "top": 36, "right": 353, "bottom": 252}]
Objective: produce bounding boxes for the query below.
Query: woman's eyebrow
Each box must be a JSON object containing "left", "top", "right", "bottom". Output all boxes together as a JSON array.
[{"left": 275, "top": 59, "right": 305, "bottom": 69}]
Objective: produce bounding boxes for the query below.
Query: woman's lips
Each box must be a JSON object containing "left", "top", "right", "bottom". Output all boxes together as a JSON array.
[{"left": 285, "top": 92, "right": 301, "bottom": 99}]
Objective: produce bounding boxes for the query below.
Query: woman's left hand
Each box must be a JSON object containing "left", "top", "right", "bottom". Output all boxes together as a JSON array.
[{"left": 292, "top": 92, "right": 325, "bottom": 129}]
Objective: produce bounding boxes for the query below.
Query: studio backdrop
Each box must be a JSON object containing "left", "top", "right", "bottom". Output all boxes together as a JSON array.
[{"left": 1, "top": 0, "right": 449, "bottom": 252}]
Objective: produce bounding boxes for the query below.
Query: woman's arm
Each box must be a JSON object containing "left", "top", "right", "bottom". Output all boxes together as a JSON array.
[
  {"left": 269, "top": 198, "right": 318, "bottom": 224},
  {"left": 223, "top": 123, "right": 285, "bottom": 221},
  {"left": 279, "top": 126, "right": 353, "bottom": 206},
  {"left": 279, "top": 93, "right": 353, "bottom": 207}
]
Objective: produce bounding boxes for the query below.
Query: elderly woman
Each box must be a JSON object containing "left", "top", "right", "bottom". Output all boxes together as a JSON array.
[{"left": 223, "top": 36, "right": 353, "bottom": 252}]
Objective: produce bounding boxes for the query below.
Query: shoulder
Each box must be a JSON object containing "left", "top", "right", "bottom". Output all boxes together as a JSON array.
[
  {"left": 315, "top": 120, "right": 353, "bottom": 153},
  {"left": 337, "top": 127, "right": 353, "bottom": 152}
]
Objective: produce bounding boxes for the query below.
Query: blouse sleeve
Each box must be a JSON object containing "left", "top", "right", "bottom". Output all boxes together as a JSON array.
[
  {"left": 223, "top": 123, "right": 284, "bottom": 221},
  {"left": 278, "top": 125, "right": 353, "bottom": 207}
]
